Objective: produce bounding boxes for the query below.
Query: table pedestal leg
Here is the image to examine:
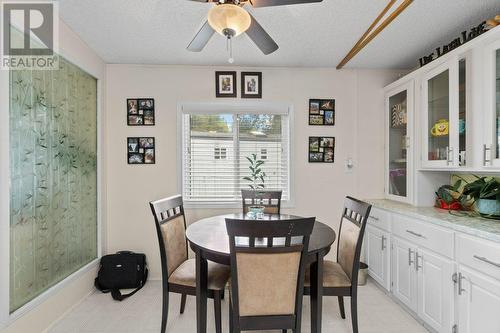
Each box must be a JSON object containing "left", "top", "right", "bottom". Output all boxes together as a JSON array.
[
  {"left": 310, "top": 252, "right": 324, "bottom": 333},
  {"left": 196, "top": 249, "right": 208, "bottom": 333}
]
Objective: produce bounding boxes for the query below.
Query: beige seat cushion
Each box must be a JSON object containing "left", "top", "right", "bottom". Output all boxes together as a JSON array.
[
  {"left": 304, "top": 260, "right": 351, "bottom": 288},
  {"left": 168, "top": 259, "right": 230, "bottom": 291}
]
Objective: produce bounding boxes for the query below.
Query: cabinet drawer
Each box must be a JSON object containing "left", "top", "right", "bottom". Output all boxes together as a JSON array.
[
  {"left": 368, "top": 207, "right": 391, "bottom": 231},
  {"left": 457, "top": 234, "right": 500, "bottom": 281},
  {"left": 392, "top": 214, "right": 454, "bottom": 258}
]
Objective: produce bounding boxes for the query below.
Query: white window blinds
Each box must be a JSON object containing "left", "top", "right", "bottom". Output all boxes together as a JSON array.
[{"left": 181, "top": 107, "right": 291, "bottom": 203}]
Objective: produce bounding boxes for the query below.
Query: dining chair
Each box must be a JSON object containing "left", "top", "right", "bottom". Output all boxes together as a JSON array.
[
  {"left": 241, "top": 189, "right": 283, "bottom": 214},
  {"left": 304, "top": 196, "right": 372, "bottom": 333},
  {"left": 150, "top": 195, "right": 230, "bottom": 333},
  {"left": 225, "top": 216, "right": 315, "bottom": 333}
]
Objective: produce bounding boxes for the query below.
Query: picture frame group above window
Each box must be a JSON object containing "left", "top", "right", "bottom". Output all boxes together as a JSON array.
[
  {"left": 128, "top": 137, "right": 156, "bottom": 164},
  {"left": 309, "top": 99, "right": 335, "bottom": 126},
  {"left": 309, "top": 136, "right": 335, "bottom": 163},
  {"left": 215, "top": 71, "right": 263, "bottom": 99},
  {"left": 127, "top": 98, "right": 155, "bottom": 126}
]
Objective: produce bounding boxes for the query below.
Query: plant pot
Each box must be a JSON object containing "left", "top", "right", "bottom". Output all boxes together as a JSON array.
[
  {"left": 476, "top": 199, "right": 500, "bottom": 218},
  {"left": 247, "top": 205, "right": 265, "bottom": 219},
  {"left": 435, "top": 199, "right": 461, "bottom": 211}
]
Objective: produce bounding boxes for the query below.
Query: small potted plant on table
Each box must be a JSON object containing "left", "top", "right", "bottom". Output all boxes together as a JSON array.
[
  {"left": 461, "top": 176, "right": 500, "bottom": 218},
  {"left": 243, "top": 153, "right": 267, "bottom": 217}
]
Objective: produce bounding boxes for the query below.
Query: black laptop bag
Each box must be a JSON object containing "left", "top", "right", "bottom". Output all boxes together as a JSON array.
[{"left": 94, "top": 251, "right": 148, "bottom": 301}]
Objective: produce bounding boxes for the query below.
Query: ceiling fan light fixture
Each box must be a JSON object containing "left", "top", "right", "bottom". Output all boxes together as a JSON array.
[{"left": 207, "top": 4, "right": 251, "bottom": 37}]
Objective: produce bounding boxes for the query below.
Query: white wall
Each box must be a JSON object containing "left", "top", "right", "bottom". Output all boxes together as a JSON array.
[
  {"left": 0, "top": 19, "right": 107, "bottom": 333},
  {"left": 105, "top": 65, "right": 403, "bottom": 280}
]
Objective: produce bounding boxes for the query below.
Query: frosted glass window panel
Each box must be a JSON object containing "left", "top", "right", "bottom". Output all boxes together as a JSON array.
[{"left": 9, "top": 58, "right": 98, "bottom": 312}]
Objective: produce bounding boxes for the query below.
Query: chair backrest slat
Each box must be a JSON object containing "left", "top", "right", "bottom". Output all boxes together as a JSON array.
[
  {"left": 149, "top": 195, "right": 188, "bottom": 279},
  {"left": 226, "top": 217, "right": 314, "bottom": 329},
  {"left": 241, "top": 190, "right": 283, "bottom": 215},
  {"left": 336, "top": 197, "right": 372, "bottom": 285}
]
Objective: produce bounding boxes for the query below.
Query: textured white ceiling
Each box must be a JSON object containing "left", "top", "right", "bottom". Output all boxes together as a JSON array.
[{"left": 58, "top": 0, "right": 500, "bottom": 69}]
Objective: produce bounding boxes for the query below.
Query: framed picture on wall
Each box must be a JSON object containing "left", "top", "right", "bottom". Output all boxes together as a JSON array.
[
  {"left": 127, "top": 98, "right": 155, "bottom": 126},
  {"left": 309, "top": 99, "right": 335, "bottom": 126},
  {"left": 215, "top": 71, "right": 237, "bottom": 98},
  {"left": 309, "top": 136, "right": 335, "bottom": 163},
  {"left": 128, "top": 137, "right": 155, "bottom": 164},
  {"left": 241, "top": 72, "right": 262, "bottom": 98}
]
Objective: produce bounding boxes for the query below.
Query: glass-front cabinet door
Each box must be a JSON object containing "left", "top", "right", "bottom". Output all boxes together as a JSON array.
[
  {"left": 422, "top": 60, "right": 462, "bottom": 168},
  {"left": 385, "top": 82, "right": 413, "bottom": 203},
  {"left": 483, "top": 39, "right": 500, "bottom": 168}
]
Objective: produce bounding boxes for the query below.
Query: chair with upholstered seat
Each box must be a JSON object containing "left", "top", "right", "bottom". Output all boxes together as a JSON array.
[
  {"left": 226, "top": 216, "right": 315, "bottom": 333},
  {"left": 304, "top": 196, "right": 372, "bottom": 333},
  {"left": 150, "top": 195, "right": 230, "bottom": 333},
  {"left": 241, "top": 189, "right": 282, "bottom": 215}
]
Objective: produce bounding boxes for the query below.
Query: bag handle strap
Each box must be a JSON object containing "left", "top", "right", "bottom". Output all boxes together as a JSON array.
[{"left": 110, "top": 268, "right": 149, "bottom": 301}]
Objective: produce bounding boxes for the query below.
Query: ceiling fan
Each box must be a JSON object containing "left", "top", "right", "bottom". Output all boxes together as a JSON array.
[{"left": 187, "top": 0, "right": 323, "bottom": 62}]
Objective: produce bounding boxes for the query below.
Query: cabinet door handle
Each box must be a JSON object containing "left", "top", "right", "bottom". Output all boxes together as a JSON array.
[
  {"left": 416, "top": 252, "right": 422, "bottom": 271},
  {"left": 483, "top": 144, "right": 491, "bottom": 166},
  {"left": 381, "top": 236, "right": 386, "bottom": 251},
  {"left": 446, "top": 146, "right": 454, "bottom": 166},
  {"left": 473, "top": 255, "right": 500, "bottom": 268},
  {"left": 406, "top": 230, "right": 425, "bottom": 238},
  {"left": 370, "top": 216, "right": 379, "bottom": 221},
  {"left": 458, "top": 272, "right": 466, "bottom": 296},
  {"left": 408, "top": 248, "right": 414, "bottom": 266}
]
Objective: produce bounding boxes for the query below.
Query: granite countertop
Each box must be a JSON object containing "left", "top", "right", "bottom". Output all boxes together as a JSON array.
[{"left": 365, "top": 199, "right": 500, "bottom": 243}]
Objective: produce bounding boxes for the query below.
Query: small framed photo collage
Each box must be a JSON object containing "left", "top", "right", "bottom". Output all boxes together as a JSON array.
[
  {"left": 309, "top": 99, "right": 335, "bottom": 125},
  {"left": 127, "top": 98, "right": 155, "bottom": 126},
  {"left": 128, "top": 137, "right": 155, "bottom": 164},
  {"left": 309, "top": 137, "right": 335, "bottom": 163}
]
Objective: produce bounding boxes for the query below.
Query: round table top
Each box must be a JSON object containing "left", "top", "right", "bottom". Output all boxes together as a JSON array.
[{"left": 186, "top": 213, "right": 336, "bottom": 260}]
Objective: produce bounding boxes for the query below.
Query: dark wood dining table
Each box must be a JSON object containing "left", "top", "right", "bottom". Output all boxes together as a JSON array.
[{"left": 186, "top": 213, "right": 336, "bottom": 333}]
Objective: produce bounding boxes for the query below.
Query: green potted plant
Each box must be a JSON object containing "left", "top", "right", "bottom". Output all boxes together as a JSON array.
[
  {"left": 461, "top": 176, "right": 500, "bottom": 218},
  {"left": 435, "top": 179, "right": 462, "bottom": 210},
  {"left": 243, "top": 153, "right": 267, "bottom": 216}
]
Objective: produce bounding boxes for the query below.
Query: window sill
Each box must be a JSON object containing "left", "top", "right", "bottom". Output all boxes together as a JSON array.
[{"left": 183, "top": 200, "right": 295, "bottom": 210}]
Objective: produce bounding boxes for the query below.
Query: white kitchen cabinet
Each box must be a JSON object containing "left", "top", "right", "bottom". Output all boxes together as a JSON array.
[
  {"left": 457, "top": 266, "right": 500, "bottom": 333},
  {"left": 391, "top": 236, "right": 454, "bottom": 333},
  {"left": 421, "top": 59, "right": 465, "bottom": 169},
  {"left": 417, "top": 248, "right": 454, "bottom": 333},
  {"left": 365, "top": 225, "right": 391, "bottom": 291},
  {"left": 391, "top": 236, "right": 418, "bottom": 312},
  {"left": 482, "top": 38, "right": 500, "bottom": 168}
]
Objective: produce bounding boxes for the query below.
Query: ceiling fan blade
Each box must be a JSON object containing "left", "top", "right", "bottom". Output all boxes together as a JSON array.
[
  {"left": 187, "top": 21, "right": 215, "bottom": 52},
  {"left": 246, "top": 14, "right": 278, "bottom": 55},
  {"left": 249, "top": 0, "right": 322, "bottom": 7}
]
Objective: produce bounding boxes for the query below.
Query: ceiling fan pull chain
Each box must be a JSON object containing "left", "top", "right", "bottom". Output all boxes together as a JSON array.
[{"left": 228, "top": 35, "right": 234, "bottom": 63}]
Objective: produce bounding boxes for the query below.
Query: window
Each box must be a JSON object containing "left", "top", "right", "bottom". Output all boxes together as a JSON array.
[
  {"left": 181, "top": 104, "right": 291, "bottom": 204},
  {"left": 214, "top": 147, "right": 227, "bottom": 160},
  {"left": 260, "top": 148, "right": 268, "bottom": 160}
]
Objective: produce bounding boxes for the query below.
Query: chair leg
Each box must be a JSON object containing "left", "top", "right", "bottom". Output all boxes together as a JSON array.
[
  {"left": 214, "top": 291, "right": 222, "bottom": 333},
  {"left": 351, "top": 294, "right": 358, "bottom": 333},
  {"left": 180, "top": 294, "right": 187, "bottom": 314},
  {"left": 161, "top": 286, "right": 169, "bottom": 333},
  {"left": 338, "top": 296, "right": 346, "bottom": 319},
  {"left": 229, "top": 297, "right": 234, "bottom": 333}
]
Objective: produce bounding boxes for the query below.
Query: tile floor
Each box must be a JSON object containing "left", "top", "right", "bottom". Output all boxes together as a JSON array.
[{"left": 49, "top": 279, "right": 429, "bottom": 333}]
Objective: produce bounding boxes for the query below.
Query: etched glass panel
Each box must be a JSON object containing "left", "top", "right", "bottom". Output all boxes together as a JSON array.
[{"left": 9, "top": 58, "right": 97, "bottom": 312}]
